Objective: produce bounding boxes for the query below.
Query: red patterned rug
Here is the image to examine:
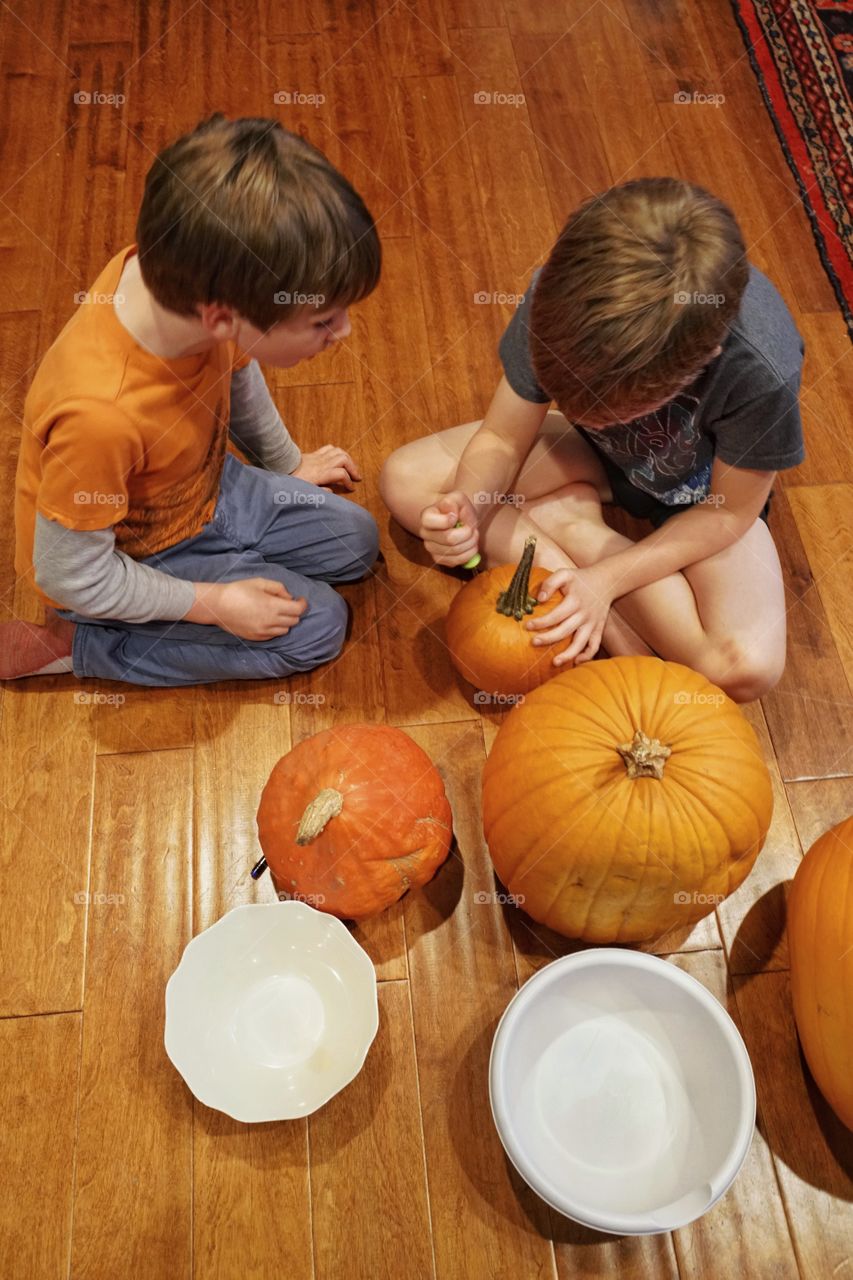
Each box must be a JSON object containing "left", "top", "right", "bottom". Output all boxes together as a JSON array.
[{"left": 731, "top": 0, "right": 853, "bottom": 338}]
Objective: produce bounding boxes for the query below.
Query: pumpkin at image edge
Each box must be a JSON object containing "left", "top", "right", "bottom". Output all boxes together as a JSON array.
[
  {"left": 446, "top": 535, "right": 575, "bottom": 697},
  {"left": 787, "top": 813, "right": 853, "bottom": 1131},
  {"left": 256, "top": 723, "right": 453, "bottom": 919},
  {"left": 481, "top": 654, "right": 774, "bottom": 944}
]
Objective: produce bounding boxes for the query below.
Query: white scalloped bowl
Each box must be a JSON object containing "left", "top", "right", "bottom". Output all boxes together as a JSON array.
[
  {"left": 489, "top": 949, "right": 756, "bottom": 1235},
  {"left": 165, "top": 901, "right": 379, "bottom": 1122}
]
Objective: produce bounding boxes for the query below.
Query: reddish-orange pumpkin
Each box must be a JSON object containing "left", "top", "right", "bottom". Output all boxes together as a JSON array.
[
  {"left": 446, "top": 535, "right": 574, "bottom": 697},
  {"left": 787, "top": 814, "right": 853, "bottom": 1130},
  {"left": 256, "top": 724, "right": 452, "bottom": 919},
  {"left": 482, "top": 655, "right": 774, "bottom": 943}
]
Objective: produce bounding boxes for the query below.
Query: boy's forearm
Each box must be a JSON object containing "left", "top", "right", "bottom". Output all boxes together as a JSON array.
[
  {"left": 448, "top": 377, "right": 551, "bottom": 513},
  {"left": 229, "top": 360, "right": 301, "bottom": 474},
  {"left": 451, "top": 429, "right": 527, "bottom": 510},
  {"left": 591, "top": 505, "right": 749, "bottom": 600},
  {"left": 34, "top": 515, "right": 197, "bottom": 623}
]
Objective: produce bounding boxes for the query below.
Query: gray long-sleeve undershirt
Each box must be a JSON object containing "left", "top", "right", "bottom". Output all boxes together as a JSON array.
[{"left": 33, "top": 360, "right": 302, "bottom": 623}]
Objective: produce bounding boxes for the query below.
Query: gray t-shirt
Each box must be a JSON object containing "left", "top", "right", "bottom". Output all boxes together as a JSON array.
[{"left": 498, "top": 264, "right": 805, "bottom": 506}]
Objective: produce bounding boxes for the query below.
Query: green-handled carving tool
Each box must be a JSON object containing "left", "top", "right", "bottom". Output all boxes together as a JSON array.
[{"left": 454, "top": 520, "right": 482, "bottom": 572}]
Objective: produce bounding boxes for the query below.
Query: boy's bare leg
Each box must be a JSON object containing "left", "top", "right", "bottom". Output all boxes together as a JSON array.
[
  {"left": 526, "top": 483, "right": 787, "bottom": 700},
  {"left": 381, "top": 417, "right": 653, "bottom": 658},
  {"left": 383, "top": 417, "right": 785, "bottom": 700},
  {"left": 0, "top": 608, "right": 76, "bottom": 679},
  {"left": 380, "top": 414, "right": 613, "bottom": 516}
]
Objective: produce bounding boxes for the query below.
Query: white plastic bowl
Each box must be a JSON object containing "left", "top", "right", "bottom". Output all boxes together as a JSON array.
[
  {"left": 489, "top": 949, "right": 755, "bottom": 1234},
  {"left": 165, "top": 901, "right": 379, "bottom": 1122}
]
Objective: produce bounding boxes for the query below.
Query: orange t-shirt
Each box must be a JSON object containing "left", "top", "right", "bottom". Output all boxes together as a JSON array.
[{"left": 14, "top": 243, "right": 253, "bottom": 607}]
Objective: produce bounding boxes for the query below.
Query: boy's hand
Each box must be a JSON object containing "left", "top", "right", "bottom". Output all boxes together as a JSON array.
[
  {"left": 189, "top": 578, "right": 307, "bottom": 641},
  {"left": 419, "top": 491, "right": 480, "bottom": 566},
  {"left": 525, "top": 566, "right": 613, "bottom": 665},
  {"left": 291, "top": 445, "right": 361, "bottom": 490}
]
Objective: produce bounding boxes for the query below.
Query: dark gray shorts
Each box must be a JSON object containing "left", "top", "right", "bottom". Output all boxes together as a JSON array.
[{"left": 593, "top": 448, "right": 772, "bottom": 529}]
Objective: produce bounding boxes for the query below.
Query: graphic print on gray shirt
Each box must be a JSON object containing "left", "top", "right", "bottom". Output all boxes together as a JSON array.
[{"left": 498, "top": 264, "right": 806, "bottom": 506}]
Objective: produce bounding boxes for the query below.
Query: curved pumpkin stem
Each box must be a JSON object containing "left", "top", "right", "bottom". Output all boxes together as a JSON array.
[
  {"left": 617, "top": 729, "right": 671, "bottom": 779},
  {"left": 496, "top": 535, "right": 539, "bottom": 621},
  {"left": 296, "top": 787, "right": 344, "bottom": 844}
]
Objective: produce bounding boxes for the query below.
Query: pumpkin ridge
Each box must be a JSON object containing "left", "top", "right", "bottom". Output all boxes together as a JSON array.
[
  {"left": 494, "top": 724, "right": 624, "bottom": 760},
  {"left": 660, "top": 757, "right": 768, "bottom": 849},
  {"left": 651, "top": 658, "right": 695, "bottom": 734},
  {"left": 508, "top": 780, "right": 610, "bottom": 891},
  {"left": 654, "top": 769, "right": 721, "bottom": 894},
  {"left": 666, "top": 721, "right": 768, "bottom": 768},
  {"left": 614, "top": 655, "right": 662, "bottom": 731},
  {"left": 579, "top": 780, "right": 654, "bottom": 939},
  {"left": 607, "top": 775, "right": 679, "bottom": 941},
  {"left": 618, "top": 852, "right": 659, "bottom": 943},
  {"left": 490, "top": 702, "right": 635, "bottom": 774},
  {"left": 536, "top": 666, "right": 632, "bottom": 734},
  {"left": 487, "top": 758, "right": 611, "bottom": 871},
  {"left": 523, "top": 754, "right": 675, "bottom": 885},
  {"left": 516, "top": 775, "right": 635, "bottom": 929},
  {"left": 482, "top": 753, "right": 583, "bottom": 835},
  {"left": 576, "top": 812, "right": 631, "bottom": 937},
  {"left": 671, "top": 768, "right": 732, "bottom": 901}
]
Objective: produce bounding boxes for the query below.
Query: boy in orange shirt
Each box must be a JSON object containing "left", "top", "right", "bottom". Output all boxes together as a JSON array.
[{"left": 3, "top": 114, "right": 379, "bottom": 685}]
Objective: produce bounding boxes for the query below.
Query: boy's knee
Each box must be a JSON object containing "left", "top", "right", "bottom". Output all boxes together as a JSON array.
[
  {"left": 334, "top": 502, "right": 379, "bottom": 580},
  {"left": 302, "top": 587, "right": 349, "bottom": 664},
  {"left": 378, "top": 446, "right": 412, "bottom": 512},
  {"left": 724, "top": 659, "right": 784, "bottom": 704},
  {"left": 267, "top": 586, "right": 349, "bottom": 673},
  {"left": 698, "top": 637, "right": 785, "bottom": 704}
]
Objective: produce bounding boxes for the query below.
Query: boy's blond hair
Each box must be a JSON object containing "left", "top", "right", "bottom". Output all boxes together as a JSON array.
[
  {"left": 529, "top": 177, "right": 749, "bottom": 425},
  {"left": 135, "top": 114, "right": 381, "bottom": 330}
]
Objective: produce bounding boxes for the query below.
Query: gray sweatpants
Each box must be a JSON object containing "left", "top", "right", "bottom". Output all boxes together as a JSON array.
[{"left": 56, "top": 454, "right": 379, "bottom": 687}]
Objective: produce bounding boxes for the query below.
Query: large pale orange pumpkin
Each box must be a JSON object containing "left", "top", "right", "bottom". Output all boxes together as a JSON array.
[
  {"left": 446, "top": 536, "right": 574, "bottom": 697},
  {"left": 256, "top": 724, "right": 452, "bottom": 919},
  {"left": 787, "top": 814, "right": 853, "bottom": 1130},
  {"left": 481, "top": 655, "right": 773, "bottom": 943}
]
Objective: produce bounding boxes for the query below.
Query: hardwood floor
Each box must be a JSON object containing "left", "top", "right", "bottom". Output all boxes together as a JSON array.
[{"left": 1, "top": 1, "right": 851, "bottom": 1277}]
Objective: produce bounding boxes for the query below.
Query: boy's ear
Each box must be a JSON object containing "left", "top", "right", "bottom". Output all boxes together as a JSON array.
[{"left": 197, "top": 299, "right": 239, "bottom": 338}]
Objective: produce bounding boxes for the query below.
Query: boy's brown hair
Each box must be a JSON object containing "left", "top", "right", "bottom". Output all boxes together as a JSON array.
[
  {"left": 529, "top": 177, "right": 749, "bottom": 425},
  {"left": 135, "top": 114, "right": 381, "bottom": 330}
]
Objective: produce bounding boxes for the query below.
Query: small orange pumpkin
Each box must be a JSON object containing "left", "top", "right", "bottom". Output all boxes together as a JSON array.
[
  {"left": 256, "top": 724, "right": 452, "bottom": 919},
  {"left": 446, "top": 535, "right": 574, "bottom": 697},
  {"left": 787, "top": 814, "right": 853, "bottom": 1130},
  {"left": 481, "top": 655, "right": 774, "bottom": 943}
]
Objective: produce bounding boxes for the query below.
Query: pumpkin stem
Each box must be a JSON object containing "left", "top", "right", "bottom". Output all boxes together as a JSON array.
[
  {"left": 496, "top": 536, "right": 539, "bottom": 620},
  {"left": 296, "top": 788, "right": 344, "bottom": 844},
  {"left": 617, "top": 729, "right": 672, "bottom": 779}
]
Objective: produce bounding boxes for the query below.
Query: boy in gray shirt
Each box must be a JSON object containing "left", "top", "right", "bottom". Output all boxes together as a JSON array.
[
  {"left": 498, "top": 261, "right": 803, "bottom": 515},
  {"left": 380, "top": 177, "right": 805, "bottom": 703}
]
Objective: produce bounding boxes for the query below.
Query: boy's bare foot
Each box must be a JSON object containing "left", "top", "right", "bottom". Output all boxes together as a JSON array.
[{"left": 0, "top": 611, "right": 76, "bottom": 679}]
